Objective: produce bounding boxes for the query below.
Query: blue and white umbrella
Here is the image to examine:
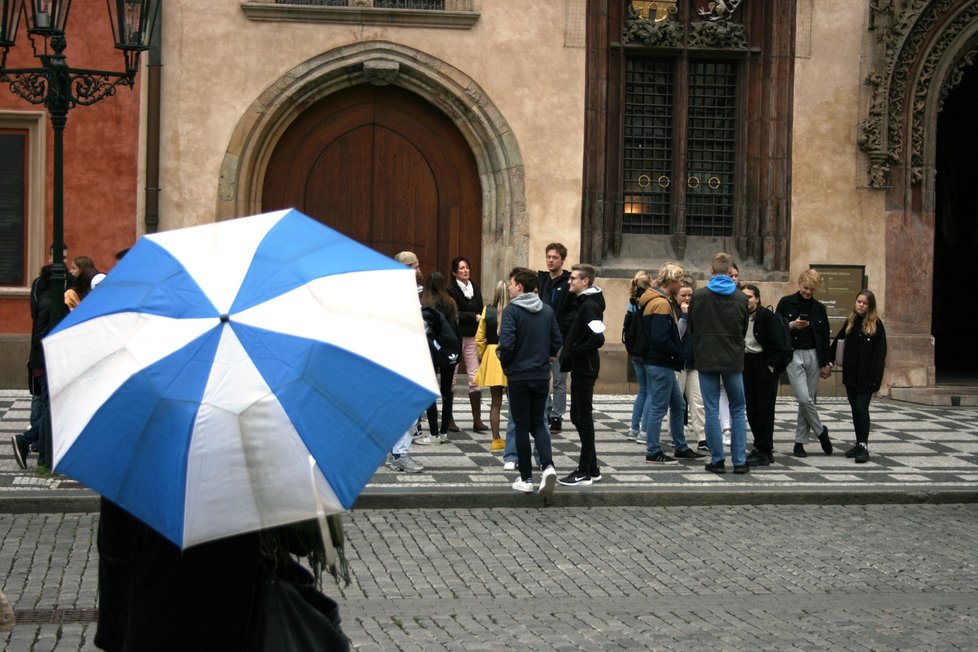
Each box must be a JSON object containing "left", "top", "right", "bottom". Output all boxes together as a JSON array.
[{"left": 43, "top": 209, "right": 438, "bottom": 549}]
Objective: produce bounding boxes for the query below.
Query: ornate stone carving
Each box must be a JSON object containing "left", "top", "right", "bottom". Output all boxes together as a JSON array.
[
  {"left": 857, "top": 0, "right": 978, "bottom": 188},
  {"left": 622, "top": 5, "right": 684, "bottom": 47},
  {"left": 695, "top": 0, "right": 742, "bottom": 22},
  {"left": 938, "top": 47, "right": 978, "bottom": 111},
  {"left": 687, "top": 17, "right": 747, "bottom": 49}
]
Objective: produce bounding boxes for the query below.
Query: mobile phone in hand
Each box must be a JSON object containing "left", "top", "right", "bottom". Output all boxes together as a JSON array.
[{"left": 798, "top": 313, "right": 809, "bottom": 321}]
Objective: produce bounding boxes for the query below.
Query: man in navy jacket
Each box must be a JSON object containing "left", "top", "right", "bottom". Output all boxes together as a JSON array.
[{"left": 498, "top": 267, "right": 562, "bottom": 495}]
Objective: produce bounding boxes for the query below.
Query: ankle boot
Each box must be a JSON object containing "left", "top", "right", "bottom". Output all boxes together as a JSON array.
[{"left": 469, "top": 391, "right": 487, "bottom": 432}]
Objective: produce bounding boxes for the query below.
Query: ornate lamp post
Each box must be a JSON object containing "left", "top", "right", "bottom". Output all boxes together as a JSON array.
[{"left": 0, "top": 0, "right": 160, "bottom": 326}]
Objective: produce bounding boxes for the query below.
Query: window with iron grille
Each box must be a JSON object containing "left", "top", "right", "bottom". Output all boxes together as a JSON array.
[
  {"left": 686, "top": 60, "right": 736, "bottom": 236},
  {"left": 622, "top": 56, "right": 738, "bottom": 237},
  {"left": 623, "top": 58, "right": 673, "bottom": 235}
]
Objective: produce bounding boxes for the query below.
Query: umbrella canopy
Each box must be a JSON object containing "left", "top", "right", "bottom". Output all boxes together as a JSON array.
[{"left": 43, "top": 209, "right": 438, "bottom": 549}]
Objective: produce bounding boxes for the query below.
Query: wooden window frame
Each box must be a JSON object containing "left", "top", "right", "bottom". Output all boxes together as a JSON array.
[{"left": 0, "top": 111, "right": 46, "bottom": 296}]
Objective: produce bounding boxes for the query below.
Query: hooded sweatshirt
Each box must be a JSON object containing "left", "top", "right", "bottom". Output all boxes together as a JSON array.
[
  {"left": 558, "top": 287, "right": 606, "bottom": 377},
  {"left": 689, "top": 274, "right": 749, "bottom": 373},
  {"left": 497, "top": 292, "right": 563, "bottom": 382}
]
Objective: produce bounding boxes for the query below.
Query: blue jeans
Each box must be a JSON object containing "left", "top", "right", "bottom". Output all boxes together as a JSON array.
[
  {"left": 507, "top": 379, "right": 554, "bottom": 481},
  {"left": 630, "top": 358, "right": 648, "bottom": 432},
  {"left": 643, "top": 365, "right": 688, "bottom": 456},
  {"left": 700, "top": 371, "right": 747, "bottom": 466}
]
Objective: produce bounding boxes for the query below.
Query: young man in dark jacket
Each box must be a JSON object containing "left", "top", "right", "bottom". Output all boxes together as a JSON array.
[
  {"left": 538, "top": 243, "right": 576, "bottom": 433},
  {"left": 776, "top": 268, "right": 833, "bottom": 457},
  {"left": 640, "top": 263, "right": 702, "bottom": 463},
  {"left": 498, "top": 267, "right": 562, "bottom": 495},
  {"left": 742, "top": 284, "right": 786, "bottom": 466},
  {"left": 557, "top": 264, "right": 606, "bottom": 486},
  {"left": 690, "top": 253, "right": 750, "bottom": 474}
]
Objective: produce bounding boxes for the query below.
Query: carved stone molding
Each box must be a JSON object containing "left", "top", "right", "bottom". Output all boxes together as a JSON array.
[
  {"left": 687, "top": 17, "right": 747, "bottom": 49},
  {"left": 622, "top": 6, "right": 685, "bottom": 47},
  {"left": 363, "top": 59, "right": 400, "bottom": 86},
  {"left": 859, "top": 0, "right": 978, "bottom": 188},
  {"left": 623, "top": 3, "right": 745, "bottom": 49}
]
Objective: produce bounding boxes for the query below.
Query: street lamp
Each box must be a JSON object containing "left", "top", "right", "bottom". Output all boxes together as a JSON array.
[{"left": 0, "top": 0, "right": 160, "bottom": 326}]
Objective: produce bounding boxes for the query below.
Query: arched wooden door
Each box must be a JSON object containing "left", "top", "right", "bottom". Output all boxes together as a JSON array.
[{"left": 261, "top": 85, "right": 482, "bottom": 279}]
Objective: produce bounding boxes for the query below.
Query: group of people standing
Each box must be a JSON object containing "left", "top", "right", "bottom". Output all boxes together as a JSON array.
[
  {"left": 11, "top": 248, "right": 119, "bottom": 470},
  {"left": 390, "top": 244, "right": 609, "bottom": 494},
  {"left": 626, "top": 253, "right": 888, "bottom": 472}
]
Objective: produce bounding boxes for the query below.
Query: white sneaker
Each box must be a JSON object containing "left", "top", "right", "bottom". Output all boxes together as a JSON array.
[
  {"left": 413, "top": 434, "right": 435, "bottom": 445},
  {"left": 723, "top": 429, "right": 731, "bottom": 446},
  {"left": 635, "top": 431, "right": 647, "bottom": 445},
  {"left": 511, "top": 477, "right": 533, "bottom": 493},
  {"left": 624, "top": 428, "right": 638, "bottom": 440},
  {"left": 503, "top": 461, "right": 517, "bottom": 471},
  {"left": 387, "top": 454, "right": 424, "bottom": 473},
  {"left": 538, "top": 465, "right": 557, "bottom": 496}
]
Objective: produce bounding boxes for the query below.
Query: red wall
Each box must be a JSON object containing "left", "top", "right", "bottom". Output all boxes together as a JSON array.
[{"left": 0, "top": 3, "right": 143, "bottom": 333}]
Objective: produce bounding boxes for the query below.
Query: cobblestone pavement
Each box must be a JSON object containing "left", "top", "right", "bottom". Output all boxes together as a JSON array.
[
  {"left": 3, "top": 389, "right": 977, "bottom": 508},
  {"left": 3, "top": 505, "right": 978, "bottom": 650}
]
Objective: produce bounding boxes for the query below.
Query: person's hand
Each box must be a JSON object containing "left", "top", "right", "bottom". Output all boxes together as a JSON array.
[
  {"left": 792, "top": 317, "right": 810, "bottom": 330},
  {"left": 474, "top": 313, "right": 481, "bottom": 322},
  {"left": 819, "top": 364, "right": 832, "bottom": 379},
  {"left": 680, "top": 301, "right": 689, "bottom": 314}
]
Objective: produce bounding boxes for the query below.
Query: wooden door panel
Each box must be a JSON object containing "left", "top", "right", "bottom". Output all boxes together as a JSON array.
[{"left": 262, "top": 85, "right": 481, "bottom": 280}]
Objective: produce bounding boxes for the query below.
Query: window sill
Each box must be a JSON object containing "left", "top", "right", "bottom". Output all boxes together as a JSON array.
[{"left": 240, "top": 2, "right": 480, "bottom": 29}]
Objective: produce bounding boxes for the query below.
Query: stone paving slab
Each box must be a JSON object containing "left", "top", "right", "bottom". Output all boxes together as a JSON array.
[
  {"left": 2, "top": 389, "right": 977, "bottom": 511},
  {"left": 3, "top": 505, "right": 978, "bottom": 650}
]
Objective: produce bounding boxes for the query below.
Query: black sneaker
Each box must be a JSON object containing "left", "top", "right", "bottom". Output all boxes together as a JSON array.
[
  {"left": 746, "top": 449, "right": 772, "bottom": 466},
  {"left": 818, "top": 426, "right": 833, "bottom": 455},
  {"left": 733, "top": 464, "right": 750, "bottom": 474},
  {"left": 697, "top": 439, "right": 709, "bottom": 451},
  {"left": 705, "top": 460, "right": 726, "bottom": 474},
  {"left": 674, "top": 448, "right": 705, "bottom": 459},
  {"left": 793, "top": 443, "right": 808, "bottom": 457},
  {"left": 845, "top": 444, "right": 860, "bottom": 458},
  {"left": 590, "top": 471, "right": 602, "bottom": 482},
  {"left": 11, "top": 435, "right": 28, "bottom": 470},
  {"left": 646, "top": 451, "right": 676, "bottom": 464},
  {"left": 854, "top": 445, "right": 870, "bottom": 464},
  {"left": 558, "top": 470, "right": 592, "bottom": 486},
  {"left": 549, "top": 417, "right": 562, "bottom": 434}
]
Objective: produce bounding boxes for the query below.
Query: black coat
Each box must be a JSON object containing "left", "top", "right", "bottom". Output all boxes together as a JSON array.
[
  {"left": 833, "top": 316, "right": 887, "bottom": 393},
  {"left": 776, "top": 292, "right": 832, "bottom": 367},
  {"left": 538, "top": 269, "right": 577, "bottom": 337},
  {"left": 558, "top": 289, "right": 606, "bottom": 377},
  {"left": 447, "top": 281, "right": 483, "bottom": 338}
]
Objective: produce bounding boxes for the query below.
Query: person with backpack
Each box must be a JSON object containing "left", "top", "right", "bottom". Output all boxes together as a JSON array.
[
  {"left": 421, "top": 271, "right": 462, "bottom": 442},
  {"left": 622, "top": 270, "right": 652, "bottom": 443},
  {"left": 742, "top": 284, "right": 792, "bottom": 466}
]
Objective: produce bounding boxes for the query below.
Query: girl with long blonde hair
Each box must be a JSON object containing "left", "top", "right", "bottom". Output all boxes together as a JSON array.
[{"left": 475, "top": 281, "right": 510, "bottom": 450}]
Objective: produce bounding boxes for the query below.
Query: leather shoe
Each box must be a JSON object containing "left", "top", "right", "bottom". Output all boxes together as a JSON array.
[
  {"left": 793, "top": 443, "right": 808, "bottom": 457},
  {"left": 705, "top": 460, "right": 726, "bottom": 474},
  {"left": 818, "top": 426, "right": 833, "bottom": 455},
  {"left": 746, "top": 449, "right": 772, "bottom": 466}
]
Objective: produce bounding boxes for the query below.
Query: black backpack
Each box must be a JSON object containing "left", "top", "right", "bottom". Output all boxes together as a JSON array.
[
  {"left": 421, "top": 306, "right": 461, "bottom": 367},
  {"left": 622, "top": 299, "right": 650, "bottom": 357},
  {"left": 763, "top": 306, "right": 793, "bottom": 374}
]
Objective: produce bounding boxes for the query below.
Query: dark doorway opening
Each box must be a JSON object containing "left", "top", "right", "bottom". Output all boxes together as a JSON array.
[{"left": 934, "top": 63, "right": 978, "bottom": 381}]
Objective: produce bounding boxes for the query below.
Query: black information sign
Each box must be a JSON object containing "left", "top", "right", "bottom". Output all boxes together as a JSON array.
[{"left": 811, "top": 264, "right": 866, "bottom": 337}]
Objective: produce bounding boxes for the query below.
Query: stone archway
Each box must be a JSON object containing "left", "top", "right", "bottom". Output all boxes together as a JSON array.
[
  {"left": 217, "top": 41, "right": 528, "bottom": 288},
  {"left": 858, "top": 1, "right": 978, "bottom": 395}
]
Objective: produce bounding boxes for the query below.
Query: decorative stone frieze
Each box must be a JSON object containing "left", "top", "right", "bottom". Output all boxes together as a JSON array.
[
  {"left": 858, "top": 0, "right": 978, "bottom": 188},
  {"left": 622, "top": 6, "right": 684, "bottom": 47},
  {"left": 686, "top": 17, "right": 747, "bottom": 49}
]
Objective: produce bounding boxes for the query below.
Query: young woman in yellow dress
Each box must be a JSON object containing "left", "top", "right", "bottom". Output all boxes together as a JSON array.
[{"left": 475, "top": 281, "right": 509, "bottom": 450}]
